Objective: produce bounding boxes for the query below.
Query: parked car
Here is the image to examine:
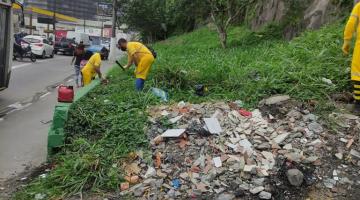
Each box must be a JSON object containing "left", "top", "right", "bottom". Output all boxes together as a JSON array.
[
  {"left": 23, "top": 35, "right": 54, "bottom": 59},
  {"left": 54, "top": 38, "right": 76, "bottom": 55}
]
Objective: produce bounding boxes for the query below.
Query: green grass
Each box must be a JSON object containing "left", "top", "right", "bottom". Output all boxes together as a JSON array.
[{"left": 14, "top": 22, "right": 352, "bottom": 199}]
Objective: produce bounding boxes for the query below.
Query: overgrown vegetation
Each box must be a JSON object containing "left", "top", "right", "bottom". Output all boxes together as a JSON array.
[{"left": 14, "top": 22, "right": 351, "bottom": 199}]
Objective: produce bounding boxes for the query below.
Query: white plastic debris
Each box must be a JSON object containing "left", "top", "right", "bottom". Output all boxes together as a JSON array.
[{"left": 213, "top": 157, "right": 222, "bottom": 168}]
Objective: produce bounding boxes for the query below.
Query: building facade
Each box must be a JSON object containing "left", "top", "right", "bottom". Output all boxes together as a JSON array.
[{"left": 24, "top": 0, "right": 100, "bottom": 20}]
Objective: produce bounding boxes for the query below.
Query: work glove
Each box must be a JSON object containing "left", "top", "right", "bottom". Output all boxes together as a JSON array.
[{"left": 342, "top": 40, "right": 351, "bottom": 55}]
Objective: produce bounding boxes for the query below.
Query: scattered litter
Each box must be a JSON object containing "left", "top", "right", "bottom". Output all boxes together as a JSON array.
[
  {"left": 333, "top": 170, "right": 339, "bottom": 181},
  {"left": 321, "top": 77, "right": 333, "bottom": 85},
  {"left": 161, "top": 110, "right": 170, "bottom": 116},
  {"left": 172, "top": 179, "right": 181, "bottom": 189},
  {"left": 234, "top": 100, "right": 244, "bottom": 108},
  {"left": 324, "top": 178, "right": 336, "bottom": 189},
  {"left": 120, "top": 182, "right": 130, "bottom": 191},
  {"left": 239, "top": 109, "right": 252, "bottom": 117},
  {"left": 127, "top": 99, "right": 360, "bottom": 199},
  {"left": 178, "top": 101, "right": 186, "bottom": 108},
  {"left": 151, "top": 87, "right": 169, "bottom": 102},
  {"left": 35, "top": 193, "right": 46, "bottom": 200},
  {"left": 213, "top": 157, "right": 222, "bottom": 168},
  {"left": 346, "top": 138, "right": 354, "bottom": 149}
]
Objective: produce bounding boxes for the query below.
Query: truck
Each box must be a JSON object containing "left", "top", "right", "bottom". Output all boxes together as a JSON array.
[
  {"left": 66, "top": 31, "right": 90, "bottom": 46},
  {"left": 0, "top": 0, "right": 24, "bottom": 91}
]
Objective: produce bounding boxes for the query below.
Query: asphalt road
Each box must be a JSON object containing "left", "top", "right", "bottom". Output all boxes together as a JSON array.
[{"left": 0, "top": 55, "right": 113, "bottom": 182}]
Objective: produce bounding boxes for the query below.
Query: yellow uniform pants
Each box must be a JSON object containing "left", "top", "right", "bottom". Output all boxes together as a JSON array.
[
  {"left": 135, "top": 54, "right": 154, "bottom": 80},
  {"left": 82, "top": 72, "right": 95, "bottom": 86}
]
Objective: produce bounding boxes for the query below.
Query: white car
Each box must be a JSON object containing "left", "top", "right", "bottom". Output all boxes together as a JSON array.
[{"left": 23, "top": 35, "right": 54, "bottom": 58}]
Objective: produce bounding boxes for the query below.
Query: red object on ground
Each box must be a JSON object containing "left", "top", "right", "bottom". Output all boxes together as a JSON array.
[
  {"left": 239, "top": 109, "right": 252, "bottom": 117},
  {"left": 58, "top": 85, "right": 74, "bottom": 103}
]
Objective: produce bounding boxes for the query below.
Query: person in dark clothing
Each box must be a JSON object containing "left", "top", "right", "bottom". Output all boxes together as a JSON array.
[{"left": 71, "top": 43, "right": 85, "bottom": 87}]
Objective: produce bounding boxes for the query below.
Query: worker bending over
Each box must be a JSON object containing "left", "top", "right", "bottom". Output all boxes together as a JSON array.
[
  {"left": 343, "top": 1, "right": 360, "bottom": 113},
  {"left": 81, "top": 47, "right": 108, "bottom": 86},
  {"left": 117, "top": 38, "right": 155, "bottom": 91}
]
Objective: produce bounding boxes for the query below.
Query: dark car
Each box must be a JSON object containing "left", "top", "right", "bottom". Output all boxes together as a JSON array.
[{"left": 54, "top": 38, "right": 76, "bottom": 55}]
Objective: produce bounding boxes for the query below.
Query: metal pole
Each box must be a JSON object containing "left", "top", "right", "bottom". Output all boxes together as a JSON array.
[
  {"left": 111, "top": 0, "right": 116, "bottom": 37},
  {"left": 53, "top": 0, "right": 56, "bottom": 39},
  {"left": 29, "top": 13, "right": 33, "bottom": 35}
]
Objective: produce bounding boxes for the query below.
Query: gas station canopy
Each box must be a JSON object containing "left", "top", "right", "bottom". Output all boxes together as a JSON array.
[{"left": 12, "top": 4, "right": 78, "bottom": 23}]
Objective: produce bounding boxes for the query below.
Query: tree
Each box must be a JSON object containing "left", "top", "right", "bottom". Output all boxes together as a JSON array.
[
  {"left": 207, "top": 0, "right": 249, "bottom": 48},
  {"left": 119, "top": 0, "right": 209, "bottom": 42}
]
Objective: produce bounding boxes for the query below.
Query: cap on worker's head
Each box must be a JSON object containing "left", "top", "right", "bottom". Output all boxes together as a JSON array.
[
  {"left": 118, "top": 38, "right": 127, "bottom": 44},
  {"left": 100, "top": 47, "right": 108, "bottom": 54}
]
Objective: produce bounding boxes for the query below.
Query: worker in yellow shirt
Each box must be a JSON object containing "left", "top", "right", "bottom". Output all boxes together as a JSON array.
[
  {"left": 343, "top": 1, "right": 360, "bottom": 113},
  {"left": 81, "top": 47, "right": 108, "bottom": 86},
  {"left": 117, "top": 38, "right": 155, "bottom": 91}
]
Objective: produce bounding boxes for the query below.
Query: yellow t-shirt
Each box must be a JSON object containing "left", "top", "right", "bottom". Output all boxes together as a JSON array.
[
  {"left": 127, "top": 42, "right": 152, "bottom": 64},
  {"left": 82, "top": 53, "right": 102, "bottom": 76}
]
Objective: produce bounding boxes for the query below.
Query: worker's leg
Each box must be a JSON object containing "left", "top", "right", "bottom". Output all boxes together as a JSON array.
[
  {"left": 135, "top": 78, "right": 145, "bottom": 91},
  {"left": 82, "top": 72, "right": 92, "bottom": 86},
  {"left": 351, "top": 43, "right": 360, "bottom": 113},
  {"left": 74, "top": 65, "right": 81, "bottom": 87},
  {"left": 135, "top": 55, "right": 155, "bottom": 80}
]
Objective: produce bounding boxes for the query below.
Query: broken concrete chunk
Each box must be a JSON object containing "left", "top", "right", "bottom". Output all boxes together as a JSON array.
[
  {"left": 335, "top": 153, "right": 343, "bottom": 160},
  {"left": 144, "top": 167, "right": 156, "bottom": 178},
  {"left": 249, "top": 186, "right": 265, "bottom": 194},
  {"left": 283, "top": 144, "right": 293, "bottom": 150},
  {"left": 161, "top": 129, "right": 186, "bottom": 138},
  {"left": 239, "top": 139, "right": 253, "bottom": 149},
  {"left": 259, "top": 191, "right": 272, "bottom": 199},
  {"left": 350, "top": 149, "right": 360, "bottom": 159},
  {"left": 215, "top": 193, "right": 235, "bottom": 200},
  {"left": 243, "top": 165, "right": 256, "bottom": 172},
  {"left": 264, "top": 95, "right": 290, "bottom": 105},
  {"left": 273, "top": 133, "right": 289, "bottom": 144},
  {"left": 308, "top": 122, "right": 323, "bottom": 134},
  {"left": 286, "top": 169, "right": 304, "bottom": 187},
  {"left": 204, "top": 118, "right": 223, "bottom": 135},
  {"left": 169, "top": 115, "right": 183, "bottom": 124}
]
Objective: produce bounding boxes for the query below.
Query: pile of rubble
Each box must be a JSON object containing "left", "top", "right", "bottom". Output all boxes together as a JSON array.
[{"left": 119, "top": 96, "right": 360, "bottom": 199}]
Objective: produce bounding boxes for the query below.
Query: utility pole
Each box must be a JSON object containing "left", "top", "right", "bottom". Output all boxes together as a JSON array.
[
  {"left": 109, "top": 0, "right": 117, "bottom": 61},
  {"left": 111, "top": 0, "right": 116, "bottom": 38},
  {"left": 53, "top": 0, "right": 56, "bottom": 40}
]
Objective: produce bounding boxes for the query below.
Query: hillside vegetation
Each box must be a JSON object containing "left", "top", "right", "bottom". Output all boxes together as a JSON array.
[{"left": 15, "top": 22, "right": 351, "bottom": 199}]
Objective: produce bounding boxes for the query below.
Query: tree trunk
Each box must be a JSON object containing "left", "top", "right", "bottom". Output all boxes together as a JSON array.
[{"left": 218, "top": 27, "right": 227, "bottom": 49}]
